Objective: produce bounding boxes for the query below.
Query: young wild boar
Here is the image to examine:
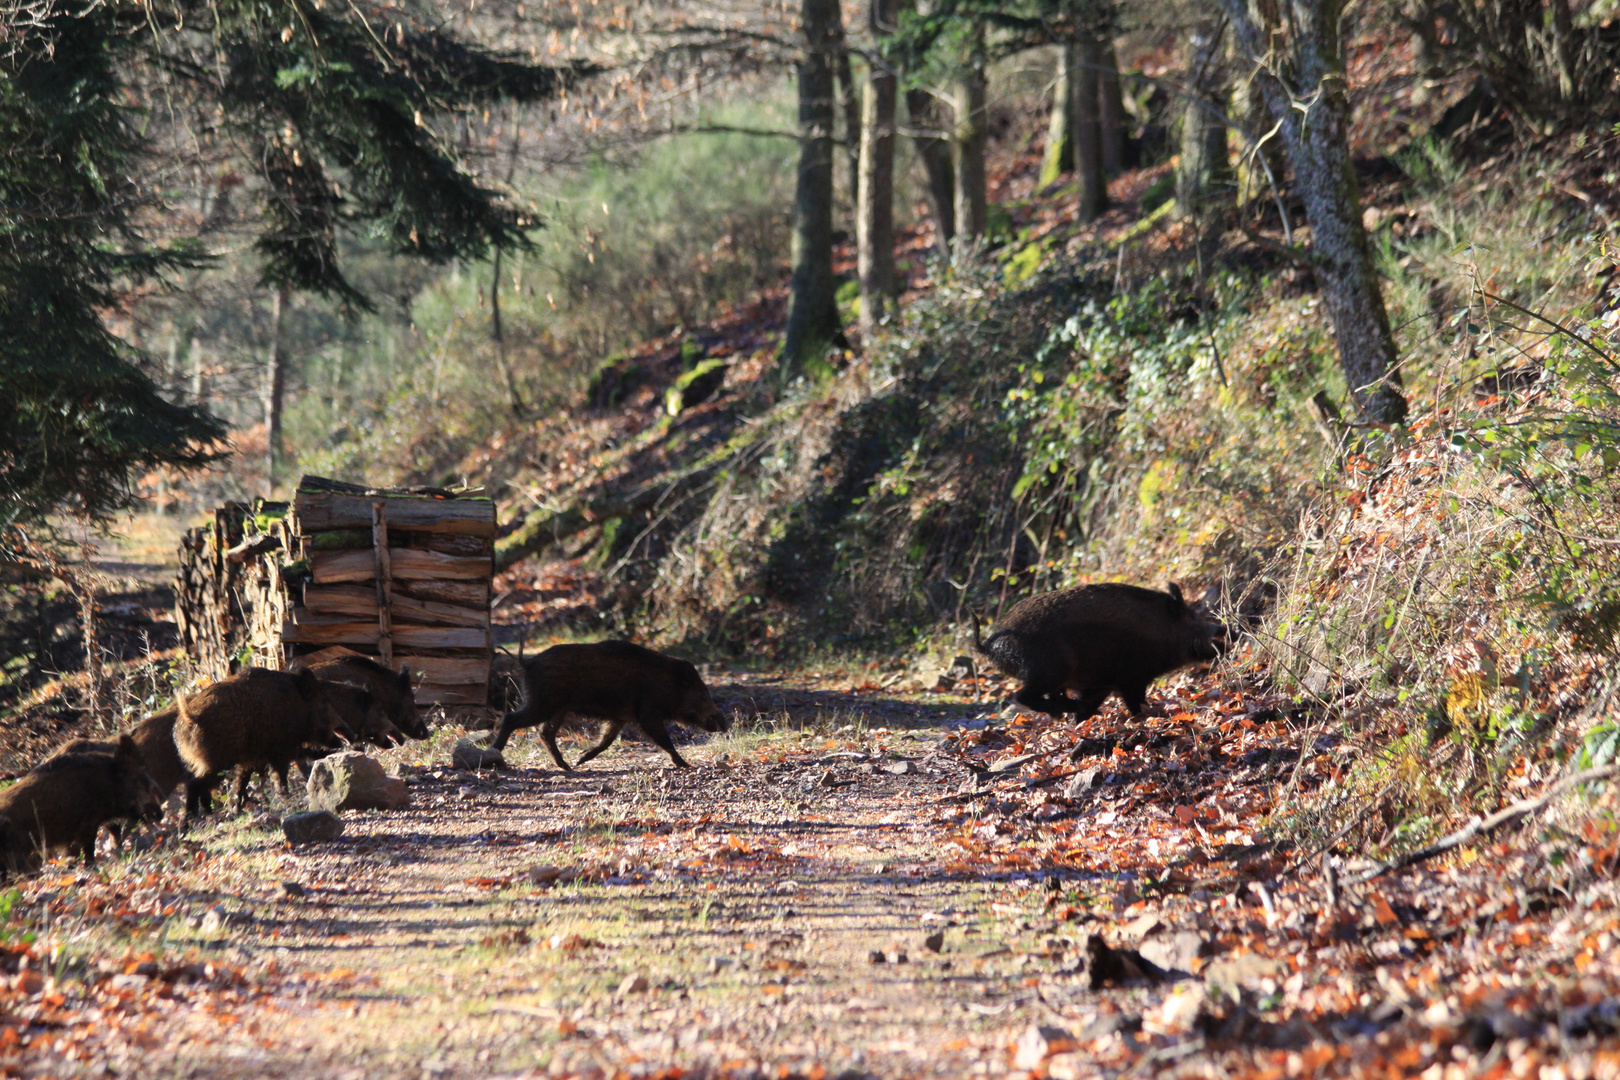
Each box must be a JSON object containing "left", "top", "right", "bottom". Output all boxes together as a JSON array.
[
  {"left": 175, "top": 666, "right": 353, "bottom": 815},
  {"left": 298, "top": 655, "right": 425, "bottom": 740},
  {"left": 39, "top": 710, "right": 189, "bottom": 843},
  {"left": 0, "top": 735, "right": 163, "bottom": 875},
  {"left": 975, "top": 582, "right": 1223, "bottom": 745},
  {"left": 490, "top": 641, "right": 729, "bottom": 770}
]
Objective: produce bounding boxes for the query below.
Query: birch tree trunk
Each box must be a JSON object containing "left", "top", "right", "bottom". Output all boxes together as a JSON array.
[
  {"left": 782, "top": 0, "right": 844, "bottom": 368},
  {"left": 857, "top": 0, "right": 897, "bottom": 336},
  {"left": 1218, "top": 0, "right": 1408, "bottom": 423}
]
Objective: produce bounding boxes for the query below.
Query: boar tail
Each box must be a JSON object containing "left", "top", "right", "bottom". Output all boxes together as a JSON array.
[{"left": 970, "top": 611, "right": 988, "bottom": 655}]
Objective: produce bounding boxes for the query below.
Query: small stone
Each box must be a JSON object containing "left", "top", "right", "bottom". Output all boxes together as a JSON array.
[
  {"left": 885, "top": 949, "right": 908, "bottom": 964},
  {"left": 107, "top": 973, "right": 148, "bottom": 992},
  {"left": 452, "top": 741, "right": 507, "bottom": 771},
  {"left": 1204, "top": 952, "right": 1285, "bottom": 994},
  {"left": 526, "top": 865, "right": 563, "bottom": 885},
  {"left": 1066, "top": 767, "right": 1102, "bottom": 796},
  {"left": 278, "top": 881, "right": 306, "bottom": 899},
  {"left": 1014, "top": 1024, "right": 1075, "bottom": 1070},
  {"left": 923, "top": 931, "right": 946, "bottom": 953},
  {"left": 705, "top": 956, "right": 733, "bottom": 975},
  {"left": 282, "top": 810, "right": 344, "bottom": 844},
  {"left": 867, "top": 950, "right": 886, "bottom": 964},
  {"left": 818, "top": 769, "right": 838, "bottom": 787},
  {"left": 1138, "top": 930, "right": 1211, "bottom": 974},
  {"left": 200, "top": 906, "right": 229, "bottom": 935},
  {"left": 307, "top": 751, "right": 409, "bottom": 812},
  {"left": 884, "top": 760, "right": 916, "bottom": 775},
  {"left": 617, "top": 973, "right": 649, "bottom": 997}
]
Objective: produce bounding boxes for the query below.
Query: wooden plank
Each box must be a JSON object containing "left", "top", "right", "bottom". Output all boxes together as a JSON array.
[
  {"left": 396, "top": 656, "right": 489, "bottom": 684},
  {"left": 396, "top": 579, "right": 488, "bottom": 607},
  {"left": 415, "top": 682, "right": 488, "bottom": 706},
  {"left": 373, "top": 501, "right": 393, "bottom": 668},
  {"left": 281, "top": 621, "right": 488, "bottom": 648},
  {"left": 302, "top": 585, "right": 489, "bottom": 628},
  {"left": 294, "top": 492, "right": 496, "bottom": 537},
  {"left": 310, "top": 548, "right": 490, "bottom": 583}
]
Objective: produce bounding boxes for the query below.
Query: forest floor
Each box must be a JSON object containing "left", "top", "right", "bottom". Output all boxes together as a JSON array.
[{"left": 3, "top": 662, "right": 1619, "bottom": 1080}]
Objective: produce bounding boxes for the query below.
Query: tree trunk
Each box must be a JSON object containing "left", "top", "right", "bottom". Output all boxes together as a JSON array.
[
  {"left": 1176, "top": 16, "right": 1230, "bottom": 217},
  {"left": 835, "top": 34, "right": 862, "bottom": 206},
  {"left": 1074, "top": 36, "right": 1108, "bottom": 222},
  {"left": 782, "top": 0, "right": 843, "bottom": 368},
  {"left": 857, "top": 11, "right": 897, "bottom": 337},
  {"left": 264, "top": 285, "right": 290, "bottom": 488},
  {"left": 1219, "top": 0, "right": 1408, "bottom": 423},
  {"left": 1230, "top": 30, "right": 1285, "bottom": 206},
  {"left": 950, "top": 33, "right": 987, "bottom": 246},
  {"left": 906, "top": 88, "right": 955, "bottom": 254},
  {"left": 1038, "top": 46, "right": 1073, "bottom": 188},
  {"left": 1098, "top": 42, "right": 1125, "bottom": 177}
]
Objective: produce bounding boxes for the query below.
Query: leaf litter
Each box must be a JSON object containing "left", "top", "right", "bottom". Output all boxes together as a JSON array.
[{"left": 0, "top": 663, "right": 1615, "bottom": 1079}]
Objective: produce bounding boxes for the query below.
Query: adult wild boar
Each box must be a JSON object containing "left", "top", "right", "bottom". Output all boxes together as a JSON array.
[
  {"left": 296, "top": 655, "right": 425, "bottom": 740},
  {"left": 975, "top": 582, "right": 1223, "bottom": 741},
  {"left": 175, "top": 667, "right": 353, "bottom": 815},
  {"left": 489, "top": 641, "right": 729, "bottom": 770},
  {"left": 0, "top": 735, "right": 163, "bottom": 874}
]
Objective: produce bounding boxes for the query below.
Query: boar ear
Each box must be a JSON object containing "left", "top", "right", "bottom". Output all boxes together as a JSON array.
[
  {"left": 1167, "top": 582, "right": 1185, "bottom": 605},
  {"left": 397, "top": 664, "right": 413, "bottom": 688},
  {"left": 293, "top": 666, "right": 320, "bottom": 697},
  {"left": 117, "top": 733, "right": 139, "bottom": 756}
]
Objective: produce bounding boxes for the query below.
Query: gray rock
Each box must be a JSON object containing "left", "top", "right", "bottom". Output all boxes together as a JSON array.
[
  {"left": 282, "top": 809, "right": 344, "bottom": 844},
  {"left": 307, "top": 751, "right": 409, "bottom": 812},
  {"left": 1137, "top": 930, "right": 1211, "bottom": 974},
  {"left": 452, "top": 741, "right": 507, "bottom": 771}
]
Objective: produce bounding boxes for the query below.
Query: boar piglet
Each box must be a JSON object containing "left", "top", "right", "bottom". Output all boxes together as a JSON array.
[
  {"left": 1, "top": 735, "right": 162, "bottom": 875},
  {"left": 975, "top": 582, "right": 1224, "bottom": 756},
  {"left": 175, "top": 666, "right": 354, "bottom": 815},
  {"left": 490, "top": 640, "right": 729, "bottom": 770}
]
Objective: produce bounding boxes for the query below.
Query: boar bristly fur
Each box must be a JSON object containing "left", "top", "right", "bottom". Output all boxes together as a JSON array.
[
  {"left": 175, "top": 667, "right": 353, "bottom": 814},
  {"left": 298, "top": 655, "right": 425, "bottom": 739},
  {"left": 975, "top": 582, "right": 1223, "bottom": 744},
  {"left": 490, "top": 641, "right": 729, "bottom": 770},
  {"left": 0, "top": 735, "right": 162, "bottom": 875}
]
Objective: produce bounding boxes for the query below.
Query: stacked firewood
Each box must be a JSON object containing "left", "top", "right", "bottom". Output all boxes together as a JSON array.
[{"left": 174, "top": 476, "right": 495, "bottom": 707}]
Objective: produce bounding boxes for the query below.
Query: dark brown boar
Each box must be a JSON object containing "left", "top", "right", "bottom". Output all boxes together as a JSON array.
[
  {"left": 39, "top": 710, "right": 189, "bottom": 843},
  {"left": 175, "top": 667, "right": 353, "bottom": 814},
  {"left": 974, "top": 582, "right": 1223, "bottom": 748},
  {"left": 297, "top": 655, "right": 425, "bottom": 739},
  {"left": 0, "top": 735, "right": 163, "bottom": 875},
  {"left": 489, "top": 640, "right": 729, "bottom": 770}
]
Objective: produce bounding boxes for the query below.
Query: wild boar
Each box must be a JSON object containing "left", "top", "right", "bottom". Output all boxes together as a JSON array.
[
  {"left": 489, "top": 640, "right": 729, "bottom": 770},
  {"left": 39, "top": 710, "right": 189, "bottom": 843},
  {"left": 0, "top": 735, "right": 163, "bottom": 874},
  {"left": 175, "top": 667, "right": 353, "bottom": 814},
  {"left": 974, "top": 582, "right": 1223, "bottom": 740},
  {"left": 297, "top": 655, "right": 425, "bottom": 740}
]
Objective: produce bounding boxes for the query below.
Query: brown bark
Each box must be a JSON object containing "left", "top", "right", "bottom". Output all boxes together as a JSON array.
[
  {"left": 1176, "top": 16, "right": 1231, "bottom": 217},
  {"left": 906, "top": 87, "right": 955, "bottom": 253},
  {"left": 835, "top": 33, "right": 861, "bottom": 205},
  {"left": 857, "top": 2, "right": 897, "bottom": 336},
  {"left": 1219, "top": 0, "right": 1407, "bottom": 423},
  {"left": 1098, "top": 42, "right": 1125, "bottom": 177},
  {"left": 782, "top": 0, "right": 844, "bottom": 368},
  {"left": 1073, "top": 37, "right": 1107, "bottom": 222}
]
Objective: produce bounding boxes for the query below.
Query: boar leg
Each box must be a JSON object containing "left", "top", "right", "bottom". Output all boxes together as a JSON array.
[
  {"left": 184, "top": 776, "right": 216, "bottom": 820},
  {"left": 1013, "top": 685, "right": 1073, "bottom": 719},
  {"left": 1117, "top": 683, "right": 1149, "bottom": 716},
  {"left": 1067, "top": 687, "right": 1111, "bottom": 721},
  {"left": 232, "top": 768, "right": 255, "bottom": 811},
  {"left": 537, "top": 719, "right": 574, "bottom": 772},
  {"left": 488, "top": 708, "right": 530, "bottom": 752},
  {"left": 635, "top": 714, "right": 692, "bottom": 769},
  {"left": 572, "top": 720, "right": 627, "bottom": 768}
]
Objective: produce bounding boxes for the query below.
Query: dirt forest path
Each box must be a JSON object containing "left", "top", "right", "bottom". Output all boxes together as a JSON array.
[{"left": 4, "top": 668, "right": 1619, "bottom": 1080}]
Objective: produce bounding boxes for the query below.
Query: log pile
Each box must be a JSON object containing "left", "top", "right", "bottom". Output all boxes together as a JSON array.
[{"left": 174, "top": 476, "right": 496, "bottom": 707}]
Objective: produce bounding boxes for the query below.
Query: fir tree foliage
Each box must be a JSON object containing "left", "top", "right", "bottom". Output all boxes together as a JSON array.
[{"left": 0, "top": 0, "right": 594, "bottom": 525}]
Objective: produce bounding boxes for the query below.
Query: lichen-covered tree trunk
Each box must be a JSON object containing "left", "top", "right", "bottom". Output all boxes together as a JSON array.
[
  {"left": 1176, "top": 16, "right": 1230, "bottom": 217},
  {"left": 783, "top": 0, "right": 844, "bottom": 368},
  {"left": 1219, "top": 0, "right": 1408, "bottom": 423},
  {"left": 857, "top": 0, "right": 897, "bottom": 335},
  {"left": 951, "top": 40, "right": 988, "bottom": 245},
  {"left": 1073, "top": 36, "right": 1108, "bottom": 222},
  {"left": 1039, "top": 45, "right": 1074, "bottom": 188},
  {"left": 834, "top": 19, "right": 861, "bottom": 205}
]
